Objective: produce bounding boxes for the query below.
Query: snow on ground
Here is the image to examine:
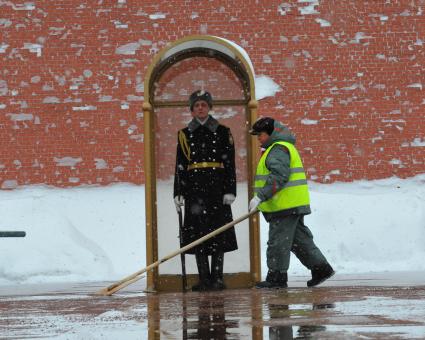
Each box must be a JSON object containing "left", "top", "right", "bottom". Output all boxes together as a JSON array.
[{"left": 0, "top": 175, "right": 424, "bottom": 286}]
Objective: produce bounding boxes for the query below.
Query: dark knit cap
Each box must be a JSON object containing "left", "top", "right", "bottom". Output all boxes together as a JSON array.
[{"left": 249, "top": 117, "right": 275, "bottom": 135}]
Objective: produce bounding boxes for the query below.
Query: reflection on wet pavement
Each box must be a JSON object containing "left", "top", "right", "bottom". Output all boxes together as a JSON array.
[
  {"left": 1, "top": 277, "right": 425, "bottom": 339},
  {"left": 265, "top": 302, "right": 335, "bottom": 339},
  {"left": 183, "top": 295, "right": 239, "bottom": 339}
]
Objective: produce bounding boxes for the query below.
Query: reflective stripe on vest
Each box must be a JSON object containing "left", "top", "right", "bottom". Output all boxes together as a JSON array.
[{"left": 254, "top": 141, "right": 310, "bottom": 212}]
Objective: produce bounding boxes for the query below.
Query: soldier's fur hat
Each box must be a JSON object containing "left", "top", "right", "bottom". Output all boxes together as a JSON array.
[{"left": 189, "top": 90, "right": 213, "bottom": 111}]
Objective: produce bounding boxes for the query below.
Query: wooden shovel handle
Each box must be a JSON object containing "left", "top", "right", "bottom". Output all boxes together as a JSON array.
[{"left": 95, "top": 210, "right": 258, "bottom": 296}]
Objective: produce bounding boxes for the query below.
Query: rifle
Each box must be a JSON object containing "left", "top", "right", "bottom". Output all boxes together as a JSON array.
[
  {"left": 178, "top": 208, "right": 187, "bottom": 292},
  {"left": 176, "top": 163, "right": 187, "bottom": 292}
]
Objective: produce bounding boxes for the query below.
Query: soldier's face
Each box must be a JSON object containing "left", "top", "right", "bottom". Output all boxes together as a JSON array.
[{"left": 191, "top": 100, "right": 210, "bottom": 120}]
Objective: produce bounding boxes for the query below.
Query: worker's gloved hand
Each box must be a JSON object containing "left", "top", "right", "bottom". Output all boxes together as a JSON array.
[
  {"left": 174, "top": 195, "right": 185, "bottom": 213},
  {"left": 223, "top": 193, "right": 236, "bottom": 205},
  {"left": 249, "top": 196, "right": 262, "bottom": 212}
]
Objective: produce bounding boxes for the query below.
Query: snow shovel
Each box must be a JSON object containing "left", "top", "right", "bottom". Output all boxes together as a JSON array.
[{"left": 95, "top": 209, "right": 258, "bottom": 296}]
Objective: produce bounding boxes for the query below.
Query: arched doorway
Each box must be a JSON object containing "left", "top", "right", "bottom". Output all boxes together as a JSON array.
[{"left": 143, "top": 35, "right": 260, "bottom": 291}]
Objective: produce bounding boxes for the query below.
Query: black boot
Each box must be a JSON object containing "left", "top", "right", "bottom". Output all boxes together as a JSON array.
[
  {"left": 210, "top": 252, "right": 226, "bottom": 291},
  {"left": 255, "top": 270, "right": 288, "bottom": 289},
  {"left": 192, "top": 251, "right": 211, "bottom": 291},
  {"left": 307, "top": 263, "right": 335, "bottom": 287}
]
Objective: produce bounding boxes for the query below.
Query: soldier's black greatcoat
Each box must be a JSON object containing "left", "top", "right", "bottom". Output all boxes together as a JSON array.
[{"left": 174, "top": 115, "right": 238, "bottom": 255}]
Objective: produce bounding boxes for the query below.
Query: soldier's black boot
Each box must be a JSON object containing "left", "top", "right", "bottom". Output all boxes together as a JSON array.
[
  {"left": 307, "top": 263, "right": 335, "bottom": 287},
  {"left": 210, "top": 252, "right": 226, "bottom": 291},
  {"left": 192, "top": 252, "right": 211, "bottom": 291},
  {"left": 255, "top": 270, "right": 288, "bottom": 289}
]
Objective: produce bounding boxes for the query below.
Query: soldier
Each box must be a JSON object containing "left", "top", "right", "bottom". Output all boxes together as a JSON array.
[
  {"left": 249, "top": 117, "right": 334, "bottom": 288},
  {"left": 174, "top": 90, "right": 238, "bottom": 291}
]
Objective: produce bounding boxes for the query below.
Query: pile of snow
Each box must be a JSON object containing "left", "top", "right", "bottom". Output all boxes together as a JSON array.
[
  {"left": 255, "top": 75, "right": 282, "bottom": 100},
  {"left": 0, "top": 175, "right": 424, "bottom": 285},
  {"left": 300, "top": 176, "right": 425, "bottom": 274},
  {"left": 0, "top": 184, "right": 145, "bottom": 285}
]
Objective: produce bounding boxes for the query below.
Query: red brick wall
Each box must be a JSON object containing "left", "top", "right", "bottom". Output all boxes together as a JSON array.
[{"left": 1, "top": 0, "right": 424, "bottom": 188}]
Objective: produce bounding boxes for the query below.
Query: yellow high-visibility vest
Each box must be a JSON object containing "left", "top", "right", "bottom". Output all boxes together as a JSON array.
[{"left": 254, "top": 141, "right": 310, "bottom": 212}]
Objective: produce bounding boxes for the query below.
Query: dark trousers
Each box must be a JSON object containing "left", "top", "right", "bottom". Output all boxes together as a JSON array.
[
  {"left": 267, "top": 215, "right": 328, "bottom": 272},
  {"left": 195, "top": 251, "right": 224, "bottom": 283}
]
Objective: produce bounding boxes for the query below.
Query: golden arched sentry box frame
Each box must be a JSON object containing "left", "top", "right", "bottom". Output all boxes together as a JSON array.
[{"left": 142, "top": 35, "right": 261, "bottom": 292}]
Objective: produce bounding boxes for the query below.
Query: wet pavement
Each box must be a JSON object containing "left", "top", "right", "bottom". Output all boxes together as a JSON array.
[{"left": 1, "top": 272, "right": 425, "bottom": 339}]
